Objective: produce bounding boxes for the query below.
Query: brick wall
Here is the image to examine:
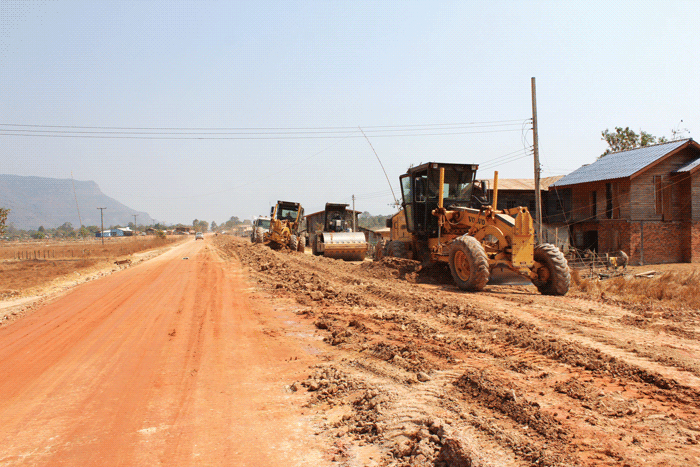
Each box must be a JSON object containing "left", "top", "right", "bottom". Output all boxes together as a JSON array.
[
  {"left": 690, "top": 222, "right": 700, "bottom": 263},
  {"left": 597, "top": 220, "right": 630, "bottom": 254},
  {"left": 629, "top": 221, "right": 689, "bottom": 265}
]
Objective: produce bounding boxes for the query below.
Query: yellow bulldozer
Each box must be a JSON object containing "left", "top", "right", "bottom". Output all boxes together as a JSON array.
[
  {"left": 382, "top": 162, "right": 570, "bottom": 295},
  {"left": 264, "top": 200, "right": 305, "bottom": 252}
]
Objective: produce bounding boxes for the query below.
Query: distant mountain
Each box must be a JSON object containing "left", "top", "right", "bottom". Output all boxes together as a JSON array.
[{"left": 0, "top": 174, "right": 154, "bottom": 230}]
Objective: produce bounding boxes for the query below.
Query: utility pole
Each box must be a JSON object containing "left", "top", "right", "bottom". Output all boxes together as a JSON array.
[
  {"left": 352, "top": 194, "right": 356, "bottom": 232},
  {"left": 132, "top": 214, "right": 138, "bottom": 231},
  {"left": 97, "top": 207, "right": 106, "bottom": 245},
  {"left": 531, "top": 77, "right": 543, "bottom": 243}
]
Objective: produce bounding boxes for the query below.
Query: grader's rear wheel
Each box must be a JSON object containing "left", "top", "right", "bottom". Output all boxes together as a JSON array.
[
  {"left": 448, "top": 235, "right": 489, "bottom": 291},
  {"left": 254, "top": 227, "right": 264, "bottom": 243},
  {"left": 297, "top": 234, "right": 305, "bottom": 252},
  {"left": 383, "top": 240, "right": 408, "bottom": 259},
  {"left": 532, "top": 243, "right": 570, "bottom": 296},
  {"left": 311, "top": 234, "right": 323, "bottom": 256}
]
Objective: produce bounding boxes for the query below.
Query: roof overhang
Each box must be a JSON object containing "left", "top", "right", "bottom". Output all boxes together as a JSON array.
[{"left": 629, "top": 139, "right": 698, "bottom": 179}]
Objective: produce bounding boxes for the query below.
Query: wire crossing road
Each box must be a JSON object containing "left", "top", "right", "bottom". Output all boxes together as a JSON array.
[{"left": 0, "top": 239, "right": 327, "bottom": 466}]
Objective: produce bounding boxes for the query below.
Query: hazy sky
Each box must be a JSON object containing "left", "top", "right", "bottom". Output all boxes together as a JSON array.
[{"left": 2, "top": 0, "right": 698, "bottom": 225}]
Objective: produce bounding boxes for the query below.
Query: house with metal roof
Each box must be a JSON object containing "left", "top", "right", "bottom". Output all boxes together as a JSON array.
[
  {"left": 550, "top": 138, "right": 700, "bottom": 264},
  {"left": 486, "top": 175, "right": 565, "bottom": 219}
]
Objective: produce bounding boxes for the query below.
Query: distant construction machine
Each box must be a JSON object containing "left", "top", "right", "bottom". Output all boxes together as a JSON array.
[
  {"left": 310, "top": 203, "right": 368, "bottom": 261},
  {"left": 251, "top": 216, "right": 271, "bottom": 243},
  {"left": 383, "top": 162, "right": 570, "bottom": 295},
  {"left": 265, "top": 200, "right": 305, "bottom": 252}
]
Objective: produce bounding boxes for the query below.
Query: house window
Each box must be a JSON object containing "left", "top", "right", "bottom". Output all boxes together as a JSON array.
[
  {"left": 606, "top": 183, "right": 613, "bottom": 219},
  {"left": 591, "top": 191, "right": 597, "bottom": 218},
  {"left": 654, "top": 175, "right": 663, "bottom": 215}
]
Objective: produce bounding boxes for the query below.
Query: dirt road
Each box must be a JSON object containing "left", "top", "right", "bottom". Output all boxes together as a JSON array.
[
  {"left": 4, "top": 235, "right": 700, "bottom": 467},
  {"left": 0, "top": 239, "right": 330, "bottom": 466}
]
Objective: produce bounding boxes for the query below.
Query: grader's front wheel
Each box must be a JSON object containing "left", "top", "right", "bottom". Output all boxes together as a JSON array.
[
  {"left": 449, "top": 235, "right": 490, "bottom": 291},
  {"left": 532, "top": 243, "right": 570, "bottom": 296},
  {"left": 289, "top": 235, "right": 299, "bottom": 251}
]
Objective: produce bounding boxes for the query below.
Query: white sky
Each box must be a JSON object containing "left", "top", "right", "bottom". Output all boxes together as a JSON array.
[{"left": 1, "top": 0, "right": 698, "bottom": 225}]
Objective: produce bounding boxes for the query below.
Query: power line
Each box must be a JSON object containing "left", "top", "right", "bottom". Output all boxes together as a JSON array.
[
  {"left": 0, "top": 119, "right": 527, "bottom": 131},
  {"left": 0, "top": 128, "right": 523, "bottom": 140}
]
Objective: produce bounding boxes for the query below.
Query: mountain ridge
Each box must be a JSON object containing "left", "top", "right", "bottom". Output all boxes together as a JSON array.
[{"left": 0, "top": 174, "right": 154, "bottom": 230}]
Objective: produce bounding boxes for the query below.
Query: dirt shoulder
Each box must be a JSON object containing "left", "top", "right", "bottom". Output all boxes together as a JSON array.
[
  {"left": 0, "top": 238, "right": 183, "bottom": 325},
  {"left": 214, "top": 236, "right": 700, "bottom": 467}
]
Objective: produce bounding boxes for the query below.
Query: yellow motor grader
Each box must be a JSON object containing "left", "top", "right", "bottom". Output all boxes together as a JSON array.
[
  {"left": 264, "top": 200, "right": 305, "bottom": 252},
  {"left": 383, "top": 162, "right": 570, "bottom": 295}
]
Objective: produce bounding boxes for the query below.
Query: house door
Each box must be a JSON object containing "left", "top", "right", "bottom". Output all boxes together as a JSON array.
[{"left": 582, "top": 230, "right": 598, "bottom": 252}]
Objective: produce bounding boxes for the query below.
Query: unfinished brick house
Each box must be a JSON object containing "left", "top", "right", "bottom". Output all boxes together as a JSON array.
[{"left": 550, "top": 138, "right": 700, "bottom": 265}]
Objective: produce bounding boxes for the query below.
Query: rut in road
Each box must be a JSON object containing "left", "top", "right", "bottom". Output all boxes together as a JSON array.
[{"left": 216, "top": 237, "right": 700, "bottom": 467}]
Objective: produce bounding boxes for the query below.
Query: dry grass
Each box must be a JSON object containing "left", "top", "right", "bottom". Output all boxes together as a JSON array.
[
  {"left": 0, "top": 236, "right": 184, "bottom": 298},
  {"left": 572, "top": 267, "right": 700, "bottom": 309},
  {"left": 0, "top": 237, "right": 179, "bottom": 260}
]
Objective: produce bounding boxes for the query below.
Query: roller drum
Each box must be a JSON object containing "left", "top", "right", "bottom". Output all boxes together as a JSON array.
[{"left": 319, "top": 232, "right": 367, "bottom": 261}]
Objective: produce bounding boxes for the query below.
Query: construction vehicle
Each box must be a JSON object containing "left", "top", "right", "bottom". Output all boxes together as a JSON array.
[
  {"left": 383, "top": 162, "right": 570, "bottom": 295},
  {"left": 251, "top": 216, "right": 271, "bottom": 243},
  {"left": 309, "top": 203, "right": 368, "bottom": 261},
  {"left": 264, "top": 201, "right": 305, "bottom": 252}
]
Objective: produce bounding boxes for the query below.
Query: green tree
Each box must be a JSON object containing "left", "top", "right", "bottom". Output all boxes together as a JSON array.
[
  {"left": 600, "top": 127, "right": 668, "bottom": 157},
  {"left": 59, "top": 222, "right": 73, "bottom": 230},
  {"left": 195, "top": 220, "right": 209, "bottom": 232},
  {"left": 0, "top": 208, "right": 9, "bottom": 236},
  {"left": 211, "top": 221, "right": 218, "bottom": 231},
  {"left": 358, "top": 211, "right": 389, "bottom": 230}
]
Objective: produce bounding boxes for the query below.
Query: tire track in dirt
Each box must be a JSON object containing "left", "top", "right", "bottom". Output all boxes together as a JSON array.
[{"left": 217, "top": 237, "right": 700, "bottom": 466}]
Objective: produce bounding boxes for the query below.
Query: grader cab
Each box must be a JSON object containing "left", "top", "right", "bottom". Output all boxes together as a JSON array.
[{"left": 383, "top": 162, "right": 570, "bottom": 295}]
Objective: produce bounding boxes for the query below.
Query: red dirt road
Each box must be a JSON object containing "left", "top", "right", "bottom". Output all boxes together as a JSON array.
[{"left": 0, "top": 239, "right": 327, "bottom": 466}]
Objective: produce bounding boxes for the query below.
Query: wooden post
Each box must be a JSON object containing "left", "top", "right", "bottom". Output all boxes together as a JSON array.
[
  {"left": 640, "top": 220, "right": 644, "bottom": 266},
  {"left": 492, "top": 171, "right": 499, "bottom": 212}
]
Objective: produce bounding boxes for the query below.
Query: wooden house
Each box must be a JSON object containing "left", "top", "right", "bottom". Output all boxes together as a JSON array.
[
  {"left": 550, "top": 138, "right": 700, "bottom": 265},
  {"left": 486, "top": 176, "right": 564, "bottom": 222}
]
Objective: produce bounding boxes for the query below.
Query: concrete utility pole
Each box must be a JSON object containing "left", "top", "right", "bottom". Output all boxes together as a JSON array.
[
  {"left": 97, "top": 207, "right": 106, "bottom": 245},
  {"left": 531, "top": 77, "right": 543, "bottom": 243},
  {"left": 132, "top": 214, "right": 138, "bottom": 230}
]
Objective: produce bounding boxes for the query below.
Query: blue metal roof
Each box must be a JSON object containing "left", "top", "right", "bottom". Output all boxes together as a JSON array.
[
  {"left": 551, "top": 139, "right": 691, "bottom": 187},
  {"left": 674, "top": 157, "right": 700, "bottom": 173}
]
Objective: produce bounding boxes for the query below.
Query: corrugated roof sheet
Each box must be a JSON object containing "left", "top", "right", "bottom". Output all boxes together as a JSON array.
[
  {"left": 487, "top": 175, "right": 565, "bottom": 191},
  {"left": 674, "top": 157, "right": 700, "bottom": 173},
  {"left": 551, "top": 139, "right": 691, "bottom": 187}
]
